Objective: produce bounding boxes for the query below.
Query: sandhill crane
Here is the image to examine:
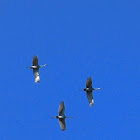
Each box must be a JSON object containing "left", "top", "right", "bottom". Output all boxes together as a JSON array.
[
  {"left": 51, "top": 101, "right": 73, "bottom": 131},
  {"left": 81, "top": 77, "right": 101, "bottom": 106},
  {"left": 26, "top": 56, "right": 48, "bottom": 83}
]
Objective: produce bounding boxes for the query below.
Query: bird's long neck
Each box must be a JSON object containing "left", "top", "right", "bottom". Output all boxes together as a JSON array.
[
  {"left": 94, "top": 88, "right": 102, "bottom": 90},
  {"left": 51, "top": 116, "right": 57, "bottom": 118}
]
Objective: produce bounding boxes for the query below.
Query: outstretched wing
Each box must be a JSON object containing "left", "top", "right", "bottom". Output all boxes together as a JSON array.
[
  {"left": 32, "top": 56, "right": 38, "bottom": 66},
  {"left": 59, "top": 118, "right": 66, "bottom": 131},
  {"left": 33, "top": 68, "right": 40, "bottom": 83},
  {"left": 86, "top": 91, "right": 94, "bottom": 106},
  {"left": 86, "top": 77, "right": 92, "bottom": 88},
  {"left": 58, "top": 101, "right": 65, "bottom": 116}
]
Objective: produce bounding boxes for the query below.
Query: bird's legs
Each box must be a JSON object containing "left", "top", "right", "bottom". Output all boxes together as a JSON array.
[{"left": 40, "top": 64, "right": 48, "bottom": 67}]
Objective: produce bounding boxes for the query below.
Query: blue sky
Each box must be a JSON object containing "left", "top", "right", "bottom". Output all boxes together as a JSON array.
[{"left": 0, "top": 0, "right": 140, "bottom": 139}]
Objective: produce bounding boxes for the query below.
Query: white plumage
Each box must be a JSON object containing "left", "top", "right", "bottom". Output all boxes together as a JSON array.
[{"left": 26, "top": 56, "right": 48, "bottom": 83}]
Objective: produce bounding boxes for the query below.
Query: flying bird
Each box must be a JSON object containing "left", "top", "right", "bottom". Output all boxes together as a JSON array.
[
  {"left": 51, "top": 101, "right": 73, "bottom": 131},
  {"left": 81, "top": 77, "right": 101, "bottom": 106},
  {"left": 26, "top": 56, "right": 48, "bottom": 83}
]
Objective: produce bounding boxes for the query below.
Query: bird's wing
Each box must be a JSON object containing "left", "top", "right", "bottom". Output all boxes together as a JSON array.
[
  {"left": 86, "top": 77, "right": 92, "bottom": 88},
  {"left": 59, "top": 118, "right": 66, "bottom": 131},
  {"left": 58, "top": 101, "right": 65, "bottom": 116},
  {"left": 32, "top": 56, "right": 38, "bottom": 66},
  {"left": 33, "top": 68, "right": 40, "bottom": 83},
  {"left": 86, "top": 91, "right": 94, "bottom": 106}
]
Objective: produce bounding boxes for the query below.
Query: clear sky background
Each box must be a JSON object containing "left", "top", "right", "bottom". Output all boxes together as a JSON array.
[{"left": 0, "top": 0, "right": 140, "bottom": 139}]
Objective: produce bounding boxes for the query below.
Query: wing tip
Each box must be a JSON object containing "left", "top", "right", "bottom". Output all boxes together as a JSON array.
[
  {"left": 61, "top": 128, "right": 66, "bottom": 131},
  {"left": 33, "top": 55, "right": 38, "bottom": 58},
  {"left": 60, "top": 101, "right": 64, "bottom": 104},
  {"left": 87, "top": 76, "right": 92, "bottom": 80}
]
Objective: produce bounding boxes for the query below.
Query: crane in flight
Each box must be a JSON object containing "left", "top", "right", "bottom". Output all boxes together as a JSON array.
[
  {"left": 81, "top": 77, "right": 102, "bottom": 106},
  {"left": 51, "top": 101, "right": 73, "bottom": 131},
  {"left": 26, "top": 55, "right": 48, "bottom": 83}
]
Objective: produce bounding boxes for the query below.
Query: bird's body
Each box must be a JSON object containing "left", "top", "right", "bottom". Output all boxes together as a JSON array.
[
  {"left": 27, "top": 65, "right": 38, "bottom": 69},
  {"left": 82, "top": 77, "right": 101, "bottom": 106},
  {"left": 26, "top": 56, "right": 48, "bottom": 83},
  {"left": 56, "top": 115, "right": 65, "bottom": 119},
  {"left": 84, "top": 87, "right": 94, "bottom": 92},
  {"left": 51, "top": 101, "right": 73, "bottom": 131}
]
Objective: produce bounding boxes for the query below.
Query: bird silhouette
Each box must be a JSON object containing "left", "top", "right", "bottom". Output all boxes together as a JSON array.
[
  {"left": 26, "top": 55, "right": 48, "bottom": 83},
  {"left": 51, "top": 101, "right": 73, "bottom": 131}
]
